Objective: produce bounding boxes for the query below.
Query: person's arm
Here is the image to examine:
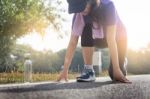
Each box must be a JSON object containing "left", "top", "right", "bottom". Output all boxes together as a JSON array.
[
  {"left": 106, "top": 25, "right": 120, "bottom": 71},
  {"left": 104, "top": 2, "right": 130, "bottom": 83},
  {"left": 104, "top": 2, "right": 119, "bottom": 71},
  {"left": 63, "top": 34, "right": 79, "bottom": 72},
  {"left": 57, "top": 13, "right": 85, "bottom": 82},
  {"left": 106, "top": 24, "right": 130, "bottom": 83}
]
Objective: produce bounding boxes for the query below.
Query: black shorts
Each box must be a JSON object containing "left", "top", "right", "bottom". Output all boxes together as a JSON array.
[
  {"left": 81, "top": 24, "right": 108, "bottom": 48},
  {"left": 81, "top": 24, "right": 94, "bottom": 47}
]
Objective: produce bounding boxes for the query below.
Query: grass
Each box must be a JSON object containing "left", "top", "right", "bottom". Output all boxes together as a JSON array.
[
  {"left": 0, "top": 71, "right": 109, "bottom": 84},
  {"left": 0, "top": 72, "right": 79, "bottom": 84}
]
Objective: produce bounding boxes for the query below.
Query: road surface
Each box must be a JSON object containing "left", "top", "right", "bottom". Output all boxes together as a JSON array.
[{"left": 0, "top": 75, "right": 150, "bottom": 99}]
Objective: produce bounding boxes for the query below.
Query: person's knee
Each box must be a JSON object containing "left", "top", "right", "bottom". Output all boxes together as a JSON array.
[
  {"left": 70, "top": 35, "right": 79, "bottom": 45},
  {"left": 71, "top": 39, "right": 77, "bottom": 45}
]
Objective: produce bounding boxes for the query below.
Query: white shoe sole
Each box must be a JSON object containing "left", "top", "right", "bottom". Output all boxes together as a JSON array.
[{"left": 77, "top": 76, "right": 96, "bottom": 82}]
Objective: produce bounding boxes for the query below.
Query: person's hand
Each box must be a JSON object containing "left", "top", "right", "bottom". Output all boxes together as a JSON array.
[
  {"left": 57, "top": 70, "right": 68, "bottom": 82},
  {"left": 113, "top": 68, "right": 131, "bottom": 83}
]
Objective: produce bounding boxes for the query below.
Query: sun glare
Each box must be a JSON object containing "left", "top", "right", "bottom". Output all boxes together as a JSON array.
[
  {"left": 17, "top": 29, "right": 70, "bottom": 52},
  {"left": 18, "top": 0, "right": 150, "bottom": 52},
  {"left": 115, "top": 0, "right": 150, "bottom": 50}
]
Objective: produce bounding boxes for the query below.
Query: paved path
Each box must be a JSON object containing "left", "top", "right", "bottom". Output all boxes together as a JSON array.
[{"left": 0, "top": 75, "right": 150, "bottom": 99}]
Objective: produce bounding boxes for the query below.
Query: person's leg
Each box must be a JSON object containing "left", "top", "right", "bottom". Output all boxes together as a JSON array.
[
  {"left": 57, "top": 34, "right": 79, "bottom": 82},
  {"left": 82, "top": 47, "right": 94, "bottom": 66},
  {"left": 77, "top": 24, "right": 95, "bottom": 82},
  {"left": 108, "top": 38, "right": 127, "bottom": 80},
  {"left": 81, "top": 24, "right": 94, "bottom": 66}
]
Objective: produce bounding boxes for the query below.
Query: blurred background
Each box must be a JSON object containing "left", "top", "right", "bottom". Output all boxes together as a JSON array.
[{"left": 0, "top": 0, "right": 150, "bottom": 84}]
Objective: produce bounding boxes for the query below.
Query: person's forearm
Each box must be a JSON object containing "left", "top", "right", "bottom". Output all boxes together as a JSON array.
[
  {"left": 106, "top": 25, "right": 120, "bottom": 71},
  {"left": 63, "top": 35, "right": 79, "bottom": 71},
  {"left": 107, "top": 38, "right": 120, "bottom": 71},
  {"left": 108, "top": 40, "right": 119, "bottom": 69}
]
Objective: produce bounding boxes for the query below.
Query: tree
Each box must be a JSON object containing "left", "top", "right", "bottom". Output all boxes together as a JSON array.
[{"left": 0, "top": 0, "right": 62, "bottom": 72}]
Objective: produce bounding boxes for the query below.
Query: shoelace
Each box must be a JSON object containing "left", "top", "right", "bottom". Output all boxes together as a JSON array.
[{"left": 81, "top": 68, "right": 92, "bottom": 76}]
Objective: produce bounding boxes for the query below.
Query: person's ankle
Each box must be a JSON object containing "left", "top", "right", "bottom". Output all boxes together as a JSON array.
[{"left": 84, "top": 64, "right": 93, "bottom": 70}]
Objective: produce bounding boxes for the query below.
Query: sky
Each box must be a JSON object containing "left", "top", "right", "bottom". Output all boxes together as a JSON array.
[{"left": 17, "top": 0, "right": 150, "bottom": 52}]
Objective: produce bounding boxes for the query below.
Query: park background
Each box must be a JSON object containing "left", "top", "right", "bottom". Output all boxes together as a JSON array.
[{"left": 0, "top": 0, "right": 150, "bottom": 83}]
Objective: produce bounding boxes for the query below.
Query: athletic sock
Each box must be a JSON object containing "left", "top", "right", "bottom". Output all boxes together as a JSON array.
[{"left": 84, "top": 65, "right": 94, "bottom": 71}]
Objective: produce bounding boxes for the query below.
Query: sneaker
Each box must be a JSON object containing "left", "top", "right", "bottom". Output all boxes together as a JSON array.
[{"left": 76, "top": 68, "right": 96, "bottom": 82}]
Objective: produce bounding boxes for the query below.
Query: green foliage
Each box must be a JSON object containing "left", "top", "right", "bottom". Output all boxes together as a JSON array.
[
  {"left": 31, "top": 47, "right": 84, "bottom": 73},
  {"left": 32, "top": 50, "right": 60, "bottom": 73},
  {"left": 70, "top": 48, "right": 84, "bottom": 72},
  {"left": 0, "top": 0, "right": 60, "bottom": 36},
  {"left": 6, "top": 44, "right": 84, "bottom": 73},
  {"left": 2, "top": 41, "right": 150, "bottom": 75},
  {"left": 127, "top": 47, "right": 150, "bottom": 74},
  {"left": 100, "top": 48, "right": 110, "bottom": 70},
  {"left": 0, "top": 0, "right": 62, "bottom": 71}
]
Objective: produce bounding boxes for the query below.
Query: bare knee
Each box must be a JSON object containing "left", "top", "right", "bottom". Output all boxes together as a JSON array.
[{"left": 69, "top": 35, "right": 79, "bottom": 46}]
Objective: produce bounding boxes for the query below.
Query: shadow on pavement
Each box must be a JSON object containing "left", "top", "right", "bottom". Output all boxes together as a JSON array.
[{"left": 0, "top": 80, "right": 113, "bottom": 93}]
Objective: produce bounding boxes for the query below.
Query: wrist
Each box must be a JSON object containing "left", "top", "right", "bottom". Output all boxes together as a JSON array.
[{"left": 113, "top": 67, "right": 120, "bottom": 72}]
